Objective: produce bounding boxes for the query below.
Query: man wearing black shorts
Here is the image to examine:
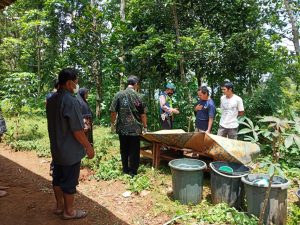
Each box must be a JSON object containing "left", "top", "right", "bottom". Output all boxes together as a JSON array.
[{"left": 46, "top": 68, "right": 94, "bottom": 220}]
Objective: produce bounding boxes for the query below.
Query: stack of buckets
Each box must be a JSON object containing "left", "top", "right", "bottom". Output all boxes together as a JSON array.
[{"left": 169, "top": 158, "right": 289, "bottom": 225}]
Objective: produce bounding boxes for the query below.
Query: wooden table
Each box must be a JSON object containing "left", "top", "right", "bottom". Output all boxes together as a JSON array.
[{"left": 140, "top": 142, "right": 195, "bottom": 168}]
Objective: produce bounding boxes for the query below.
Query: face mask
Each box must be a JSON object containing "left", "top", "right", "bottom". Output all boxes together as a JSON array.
[{"left": 73, "top": 84, "right": 79, "bottom": 94}]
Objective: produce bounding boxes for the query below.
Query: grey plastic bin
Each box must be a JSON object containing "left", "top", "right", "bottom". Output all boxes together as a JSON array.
[
  {"left": 210, "top": 161, "right": 250, "bottom": 208},
  {"left": 169, "top": 158, "right": 207, "bottom": 205},
  {"left": 242, "top": 174, "right": 289, "bottom": 225}
]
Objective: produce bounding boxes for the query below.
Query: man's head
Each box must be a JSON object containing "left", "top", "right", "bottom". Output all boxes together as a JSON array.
[
  {"left": 127, "top": 75, "right": 139, "bottom": 89},
  {"left": 165, "top": 83, "right": 176, "bottom": 96},
  {"left": 197, "top": 86, "right": 209, "bottom": 100},
  {"left": 58, "top": 68, "right": 79, "bottom": 94},
  {"left": 54, "top": 80, "right": 59, "bottom": 90},
  {"left": 221, "top": 81, "right": 234, "bottom": 96},
  {"left": 79, "top": 87, "right": 89, "bottom": 100}
]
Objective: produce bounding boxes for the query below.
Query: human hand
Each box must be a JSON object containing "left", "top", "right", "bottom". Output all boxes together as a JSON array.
[
  {"left": 86, "top": 146, "right": 95, "bottom": 159},
  {"left": 111, "top": 123, "right": 116, "bottom": 133},
  {"left": 142, "top": 127, "right": 148, "bottom": 134},
  {"left": 195, "top": 104, "right": 203, "bottom": 111},
  {"left": 172, "top": 108, "right": 180, "bottom": 114}
]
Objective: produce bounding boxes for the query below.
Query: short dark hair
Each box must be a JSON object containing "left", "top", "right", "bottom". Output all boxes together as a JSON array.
[
  {"left": 58, "top": 68, "right": 78, "bottom": 85},
  {"left": 222, "top": 81, "right": 234, "bottom": 91},
  {"left": 198, "top": 86, "right": 210, "bottom": 96},
  {"left": 127, "top": 75, "right": 139, "bottom": 85}
]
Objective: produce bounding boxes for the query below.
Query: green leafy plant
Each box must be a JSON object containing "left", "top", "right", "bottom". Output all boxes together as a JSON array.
[
  {"left": 239, "top": 115, "right": 299, "bottom": 224},
  {"left": 128, "top": 174, "right": 151, "bottom": 193},
  {"left": 93, "top": 156, "right": 122, "bottom": 181},
  {"left": 287, "top": 204, "right": 300, "bottom": 225},
  {"left": 2, "top": 72, "right": 37, "bottom": 138},
  {"left": 238, "top": 117, "right": 261, "bottom": 142},
  {"left": 195, "top": 203, "right": 258, "bottom": 225}
]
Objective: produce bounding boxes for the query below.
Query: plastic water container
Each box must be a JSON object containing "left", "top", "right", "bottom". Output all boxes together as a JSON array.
[
  {"left": 210, "top": 161, "right": 250, "bottom": 208},
  {"left": 169, "top": 158, "right": 207, "bottom": 205},
  {"left": 242, "top": 174, "right": 290, "bottom": 225}
]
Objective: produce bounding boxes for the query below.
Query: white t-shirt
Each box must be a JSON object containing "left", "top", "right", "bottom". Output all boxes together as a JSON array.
[{"left": 219, "top": 94, "right": 244, "bottom": 129}]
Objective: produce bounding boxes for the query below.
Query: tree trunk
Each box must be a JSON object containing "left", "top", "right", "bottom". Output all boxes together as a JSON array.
[
  {"left": 258, "top": 174, "right": 274, "bottom": 225},
  {"left": 119, "top": 0, "right": 126, "bottom": 90},
  {"left": 284, "top": 0, "right": 300, "bottom": 56},
  {"left": 91, "top": 0, "right": 102, "bottom": 119},
  {"left": 36, "top": 24, "right": 42, "bottom": 98},
  {"left": 195, "top": 66, "right": 202, "bottom": 87},
  {"left": 171, "top": 2, "right": 185, "bottom": 83},
  {"left": 94, "top": 61, "right": 102, "bottom": 119}
]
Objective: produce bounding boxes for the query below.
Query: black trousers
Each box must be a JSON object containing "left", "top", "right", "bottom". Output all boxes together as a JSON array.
[{"left": 118, "top": 134, "right": 140, "bottom": 175}]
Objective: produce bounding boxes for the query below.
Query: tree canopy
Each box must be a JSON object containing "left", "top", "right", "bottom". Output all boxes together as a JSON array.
[{"left": 0, "top": 0, "right": 299, "bottom": 129}]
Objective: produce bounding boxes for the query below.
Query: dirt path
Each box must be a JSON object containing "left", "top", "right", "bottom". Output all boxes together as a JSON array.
[{"left": 0, "top": 144, "right": 168, "bottom": 225}]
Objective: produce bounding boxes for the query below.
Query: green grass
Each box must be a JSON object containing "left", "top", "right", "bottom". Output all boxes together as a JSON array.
[{"left": 3, "top": 115, "right": 299, "bottom": 224}]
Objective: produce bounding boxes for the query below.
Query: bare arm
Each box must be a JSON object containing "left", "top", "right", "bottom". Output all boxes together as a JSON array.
[
  {"left": 73, "top": 130, "right": 94, "bottom": 159},
  {"left": 238, "top": 111, "right": 244, "bottom": 116},
  {"left": 111, "top": 112, "right": 117, "bottom": 124},
  {"left": 207, "top": 117, "right": 214, "bottom": 133},
  {"left": 140, "top": 114, "right": 147, "bottom": 128}
]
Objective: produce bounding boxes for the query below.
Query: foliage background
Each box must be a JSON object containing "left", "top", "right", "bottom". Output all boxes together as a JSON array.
[{"left": 0, "top": 0, "right": 299, "bottom": 223}]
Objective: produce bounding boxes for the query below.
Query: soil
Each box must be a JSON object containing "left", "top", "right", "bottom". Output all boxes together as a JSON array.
[{"left": 0, "top": 143, "right": 169, "bottom": 225}]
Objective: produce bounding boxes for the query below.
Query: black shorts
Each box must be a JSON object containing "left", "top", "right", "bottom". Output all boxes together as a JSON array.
[{"left": 52, "top": 161, "right": 81, "bottom": 194}]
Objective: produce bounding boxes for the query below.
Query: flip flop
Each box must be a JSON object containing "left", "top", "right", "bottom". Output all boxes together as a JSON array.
[
  {"left": 0, "top": 190, "right": 8, "bottom": 197},
  {"left": 62, "top": 209, "right": 88, "bottom": 220}
]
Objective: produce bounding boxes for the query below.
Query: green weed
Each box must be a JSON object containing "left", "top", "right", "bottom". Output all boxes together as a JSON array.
[{"left": 128, "top": 175, "right": 151, "bottom": 193}]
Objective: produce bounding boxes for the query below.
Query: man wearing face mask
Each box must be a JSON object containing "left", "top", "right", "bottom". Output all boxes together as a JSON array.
[
  {"left": 159, "top": 83, "right": 180, "bottom": 129},
  {"left": 46, "top": 68, "right": 94, "bottom": 220}
]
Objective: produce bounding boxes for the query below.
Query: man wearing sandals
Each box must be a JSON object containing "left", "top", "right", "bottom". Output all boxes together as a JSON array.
[{"left": 46, "top": 68, "right": 95, "bottom": 220}]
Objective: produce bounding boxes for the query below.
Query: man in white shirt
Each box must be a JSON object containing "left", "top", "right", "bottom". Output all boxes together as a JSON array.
[{"left": 217, "top": 82, "right": 244, "bottom": 139}]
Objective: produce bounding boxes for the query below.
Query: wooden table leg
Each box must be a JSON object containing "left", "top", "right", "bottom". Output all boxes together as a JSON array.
[
  {"left": 154, "top": 143, "right": 161, "bottom": 169},
  {"left": 152, "top": 143, "right": 161, "bottom": 169},
  {"left": 152, "top": 143, "right": 156, "bottom": 168}
]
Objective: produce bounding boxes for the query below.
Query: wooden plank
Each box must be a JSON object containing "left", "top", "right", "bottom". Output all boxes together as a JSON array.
[{"left": 140, "top": 149, "right": 153, "bottom": 159}]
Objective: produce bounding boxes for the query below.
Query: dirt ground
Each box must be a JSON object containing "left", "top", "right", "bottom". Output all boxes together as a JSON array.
[{"left": 0, "top": 143, "right": 169, "bottom": 225}]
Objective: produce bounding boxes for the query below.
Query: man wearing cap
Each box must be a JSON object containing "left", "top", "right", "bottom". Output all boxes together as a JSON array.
[
  {"left": 218, "top": 81, "right": 244, "bottom": 139},
  {"left": 159, "top": 83, "right": 180, "bottom": 129},
  {"left": 46, "top": 68, "right": 95, "bottom": 220},
  {"left": 110, "top": 76, "right": 147, "bottom": 177}
]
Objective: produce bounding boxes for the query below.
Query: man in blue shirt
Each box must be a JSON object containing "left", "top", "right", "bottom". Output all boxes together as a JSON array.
[{"left": 194, "top": 86, "right": 216, "bottom": 133}]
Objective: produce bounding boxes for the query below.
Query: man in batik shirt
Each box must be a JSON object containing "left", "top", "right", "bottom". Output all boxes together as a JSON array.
[{"left": 110, "top": 76, "right": 147, "bottom": 177}]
